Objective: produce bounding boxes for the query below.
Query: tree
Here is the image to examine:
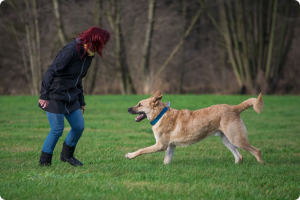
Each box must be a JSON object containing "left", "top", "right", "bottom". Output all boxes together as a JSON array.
[
  {"left": 141, "top": 0, "right": 156, "bottom": 94},
  {"left": 209, "top": 0, "right": 299, "bottom": 94},
  {"left": 155, "top": 3, "right": 204, "bottom": 80},
  {"left": 5, "top": 0, "right": 42, "bottom": 95},
  {"left": 106, "top": 0, "right": 136, "bottom": 94},
  {"left": 84, "top": 0, "right": 104, "bottom": 94},
  {"left": 52, "top": 0, "right": 67, "bottom": 46}
]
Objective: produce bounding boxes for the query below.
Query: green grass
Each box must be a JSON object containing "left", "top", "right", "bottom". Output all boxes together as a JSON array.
[{"left": 0, "top": 94, "right": 299, "bottom": 200}]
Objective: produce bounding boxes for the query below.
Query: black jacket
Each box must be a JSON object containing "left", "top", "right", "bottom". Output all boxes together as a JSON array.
[{"left": 39, "top": 40, "right": 94, "bottom": 114}]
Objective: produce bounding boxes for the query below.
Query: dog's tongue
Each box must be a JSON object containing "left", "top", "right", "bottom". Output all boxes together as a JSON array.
[{"left": 135, "top": 114, "right": 144, "bottom": 122}]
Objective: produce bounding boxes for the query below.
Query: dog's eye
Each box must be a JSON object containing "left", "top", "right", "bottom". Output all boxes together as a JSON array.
[{"left": 138, "top": 103, "right": 142, "bottom": 107}]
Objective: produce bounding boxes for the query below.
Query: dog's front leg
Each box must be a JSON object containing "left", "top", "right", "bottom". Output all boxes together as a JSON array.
[
  {"left": 125, "top": 143, "right": 165, "bottom": 159},
  {"left": 163, "top": 144, "right": 176, "bottom": 164}
]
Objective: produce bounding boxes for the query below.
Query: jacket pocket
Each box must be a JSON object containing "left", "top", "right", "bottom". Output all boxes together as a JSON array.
[
  {"left": 49, "top": 87, "right": 81, "bottom": 103},
  {"left": 49, "top": 84, "right": 61, "bottom": 94},
  {"left": 67, "top": 87, "right": 81, "bottom": 102}
]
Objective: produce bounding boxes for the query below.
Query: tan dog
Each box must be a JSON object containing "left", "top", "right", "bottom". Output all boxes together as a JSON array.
[{"left": 126, "top": 91, "right": 264, "bottom": 164}]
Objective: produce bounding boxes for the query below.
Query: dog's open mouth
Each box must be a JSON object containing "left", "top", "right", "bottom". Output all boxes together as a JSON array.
[{"left": 135, "top": 112, "right": 147, "bottom": 122}]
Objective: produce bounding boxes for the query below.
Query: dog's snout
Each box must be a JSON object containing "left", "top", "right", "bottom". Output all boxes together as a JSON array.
[{"left": 128, "top": 107, "right": 133, "bottom": 113}]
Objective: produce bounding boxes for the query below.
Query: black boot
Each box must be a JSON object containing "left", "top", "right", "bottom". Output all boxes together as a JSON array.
[
  {"left": 39, "top": 151, "right": 52, "bottom": 166},
  {"left": 60, "top": 142, "right": 83, "bottom": 166}
]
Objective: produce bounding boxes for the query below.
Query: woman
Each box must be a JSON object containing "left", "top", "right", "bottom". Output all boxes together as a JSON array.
[{"left": 38, "top": 26, "right": 110, "bottom": 166}]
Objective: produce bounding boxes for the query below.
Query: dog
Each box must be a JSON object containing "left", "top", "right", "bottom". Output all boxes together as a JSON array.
[{"left": 126, "top": 91, "right": 263, "bottom": 164}]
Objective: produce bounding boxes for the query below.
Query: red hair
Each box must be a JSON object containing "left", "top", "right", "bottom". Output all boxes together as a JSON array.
[{"left": 75, "top": 26, "right": 110, "bottom": 58}]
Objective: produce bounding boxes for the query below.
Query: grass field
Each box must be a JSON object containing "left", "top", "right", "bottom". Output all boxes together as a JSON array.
[{"left": 0, "top": 94, "right": 299, "bottom": 200}]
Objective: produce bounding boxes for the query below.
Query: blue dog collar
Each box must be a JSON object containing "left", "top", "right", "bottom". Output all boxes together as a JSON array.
[{"left": 150, "top": 102, "right": 170, "bottom": 126}]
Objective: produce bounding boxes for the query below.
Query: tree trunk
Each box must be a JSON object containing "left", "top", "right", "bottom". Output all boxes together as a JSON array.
[
  {"left": 8, "top": 0, "right": 47, "bottom": 95},
  {"left": 265, "top": 0, "right": 278, "bottom": 79},
  {"left": 155, "top": 4, "right": 204, "bottom": 79},
  {"left": 32, "top": 0, "right": 43, "bottom": 89},
  {"left": 209, "top": 0, "right": 297, "bottom": 94},
  {"left": 141, "top": 0, "right": 156, "bottom": 94},
  {"left": 52, "top": 0, "right": 67, "bottom": 45},
  {"left": 106, "top": 0, "right": 136, "bottom": 94},
  {"left": 84, "top": 0, "right": 103, "bottom": 94},
  {"left": 177, "top": 1, "right": 187, "bottom": 94},
  {"left": 218, "top": 0, "right": 243, "bottom": 88},
  {"left": 24, "top": 0, "right": 39, "bottom": 95}
]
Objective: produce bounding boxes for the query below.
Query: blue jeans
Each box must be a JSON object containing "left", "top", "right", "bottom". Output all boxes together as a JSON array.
[{"left": 42, "top": 109, "right": 84, "bottom": 154}]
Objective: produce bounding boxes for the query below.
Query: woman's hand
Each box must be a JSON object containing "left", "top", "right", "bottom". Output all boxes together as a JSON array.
[
  {"left": 39, "top": 99, "right": 50, "bottom": 108},
  {"left": 81, "top": 106, "right": 85, "bottom": 114}
]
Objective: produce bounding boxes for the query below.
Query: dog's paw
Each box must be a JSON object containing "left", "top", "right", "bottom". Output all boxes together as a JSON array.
[{"left": 125, "top": 153, "right": 134, "bottom": 159}]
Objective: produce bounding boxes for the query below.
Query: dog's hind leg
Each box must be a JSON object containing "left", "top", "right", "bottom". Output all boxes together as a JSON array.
[
  {"left": 164, "top": 144, "right": 176, "bottom": 164},
  {"left": 223, "top": 121, "right": 263, "bottom": 164},
  {"left": 220, "top": 132, "right": 243, "bottom": 163}
]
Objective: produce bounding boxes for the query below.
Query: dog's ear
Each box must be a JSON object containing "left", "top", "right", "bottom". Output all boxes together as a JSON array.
[
  {"left": 150, "top": 91, "right": 163, "bottom": 108},
  {"left": 152, "top": 91, "right": 162, "bottom": 98}
]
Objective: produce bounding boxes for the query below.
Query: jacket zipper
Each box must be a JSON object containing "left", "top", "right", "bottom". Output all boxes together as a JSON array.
[
  {"left": 67, "top": 90, "right": 71, "bottom": 102},
  {"left": 65, "top": 57, "right": 86, "bottom": 114},
  {"left": 75, "top": 87, "right": 81, "bottom": 92},
  {"left": 74, "top": 57, "right": 86, "bottom": 87},
  {"left": 50, "top": 85, "right": 60, "bottom": 94},
  {"left": 65, "top": 89, "right": 71, "bottom": 114},
  {"left": 65, "top": 103, "right": 70, "bottom": 114}
]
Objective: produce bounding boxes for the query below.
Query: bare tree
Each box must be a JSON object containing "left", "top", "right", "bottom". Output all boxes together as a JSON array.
[
  {"left": 52, "top": 0, "right": 67, "bottom": 45},
  {"left": 209, "top": 0, "right": 298, "bottom": 94},
  {"left": 177, "top": 0, "right": 188, "bottom": 94},
  {"left": 106, "top": 0, "right": 136, "bottom": 94},
  {"left": 32, "top": 0, "right": 43, "bottom": 86},
  {"left": 5, "top": 0, "right": 43, "bottom": 95},
  {"left": 1, "top": 0, "right": 300, "bottom": 95},
  {"left": 84, "top": 0, "right": 104, "bottom": 94},
  {"left": 141, "top": 0, "right": 156, "bottom": 94},
  {"left": 155, "top": 3, "right": 205, "bottom": 79}
]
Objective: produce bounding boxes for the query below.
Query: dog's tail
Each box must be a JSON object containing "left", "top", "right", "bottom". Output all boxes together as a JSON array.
[{"left": 233, "top": 93, "right": 263, "bottom": 114}]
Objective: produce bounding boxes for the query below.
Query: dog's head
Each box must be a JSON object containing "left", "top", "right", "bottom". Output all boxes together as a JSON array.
[{"left": 128, "top": 91, "right": 163, "bottom": 122}]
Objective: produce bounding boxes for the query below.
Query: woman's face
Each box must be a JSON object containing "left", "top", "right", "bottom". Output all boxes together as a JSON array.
[{"left": 88, "top": 45, "right": 96, "bottom": 53}]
